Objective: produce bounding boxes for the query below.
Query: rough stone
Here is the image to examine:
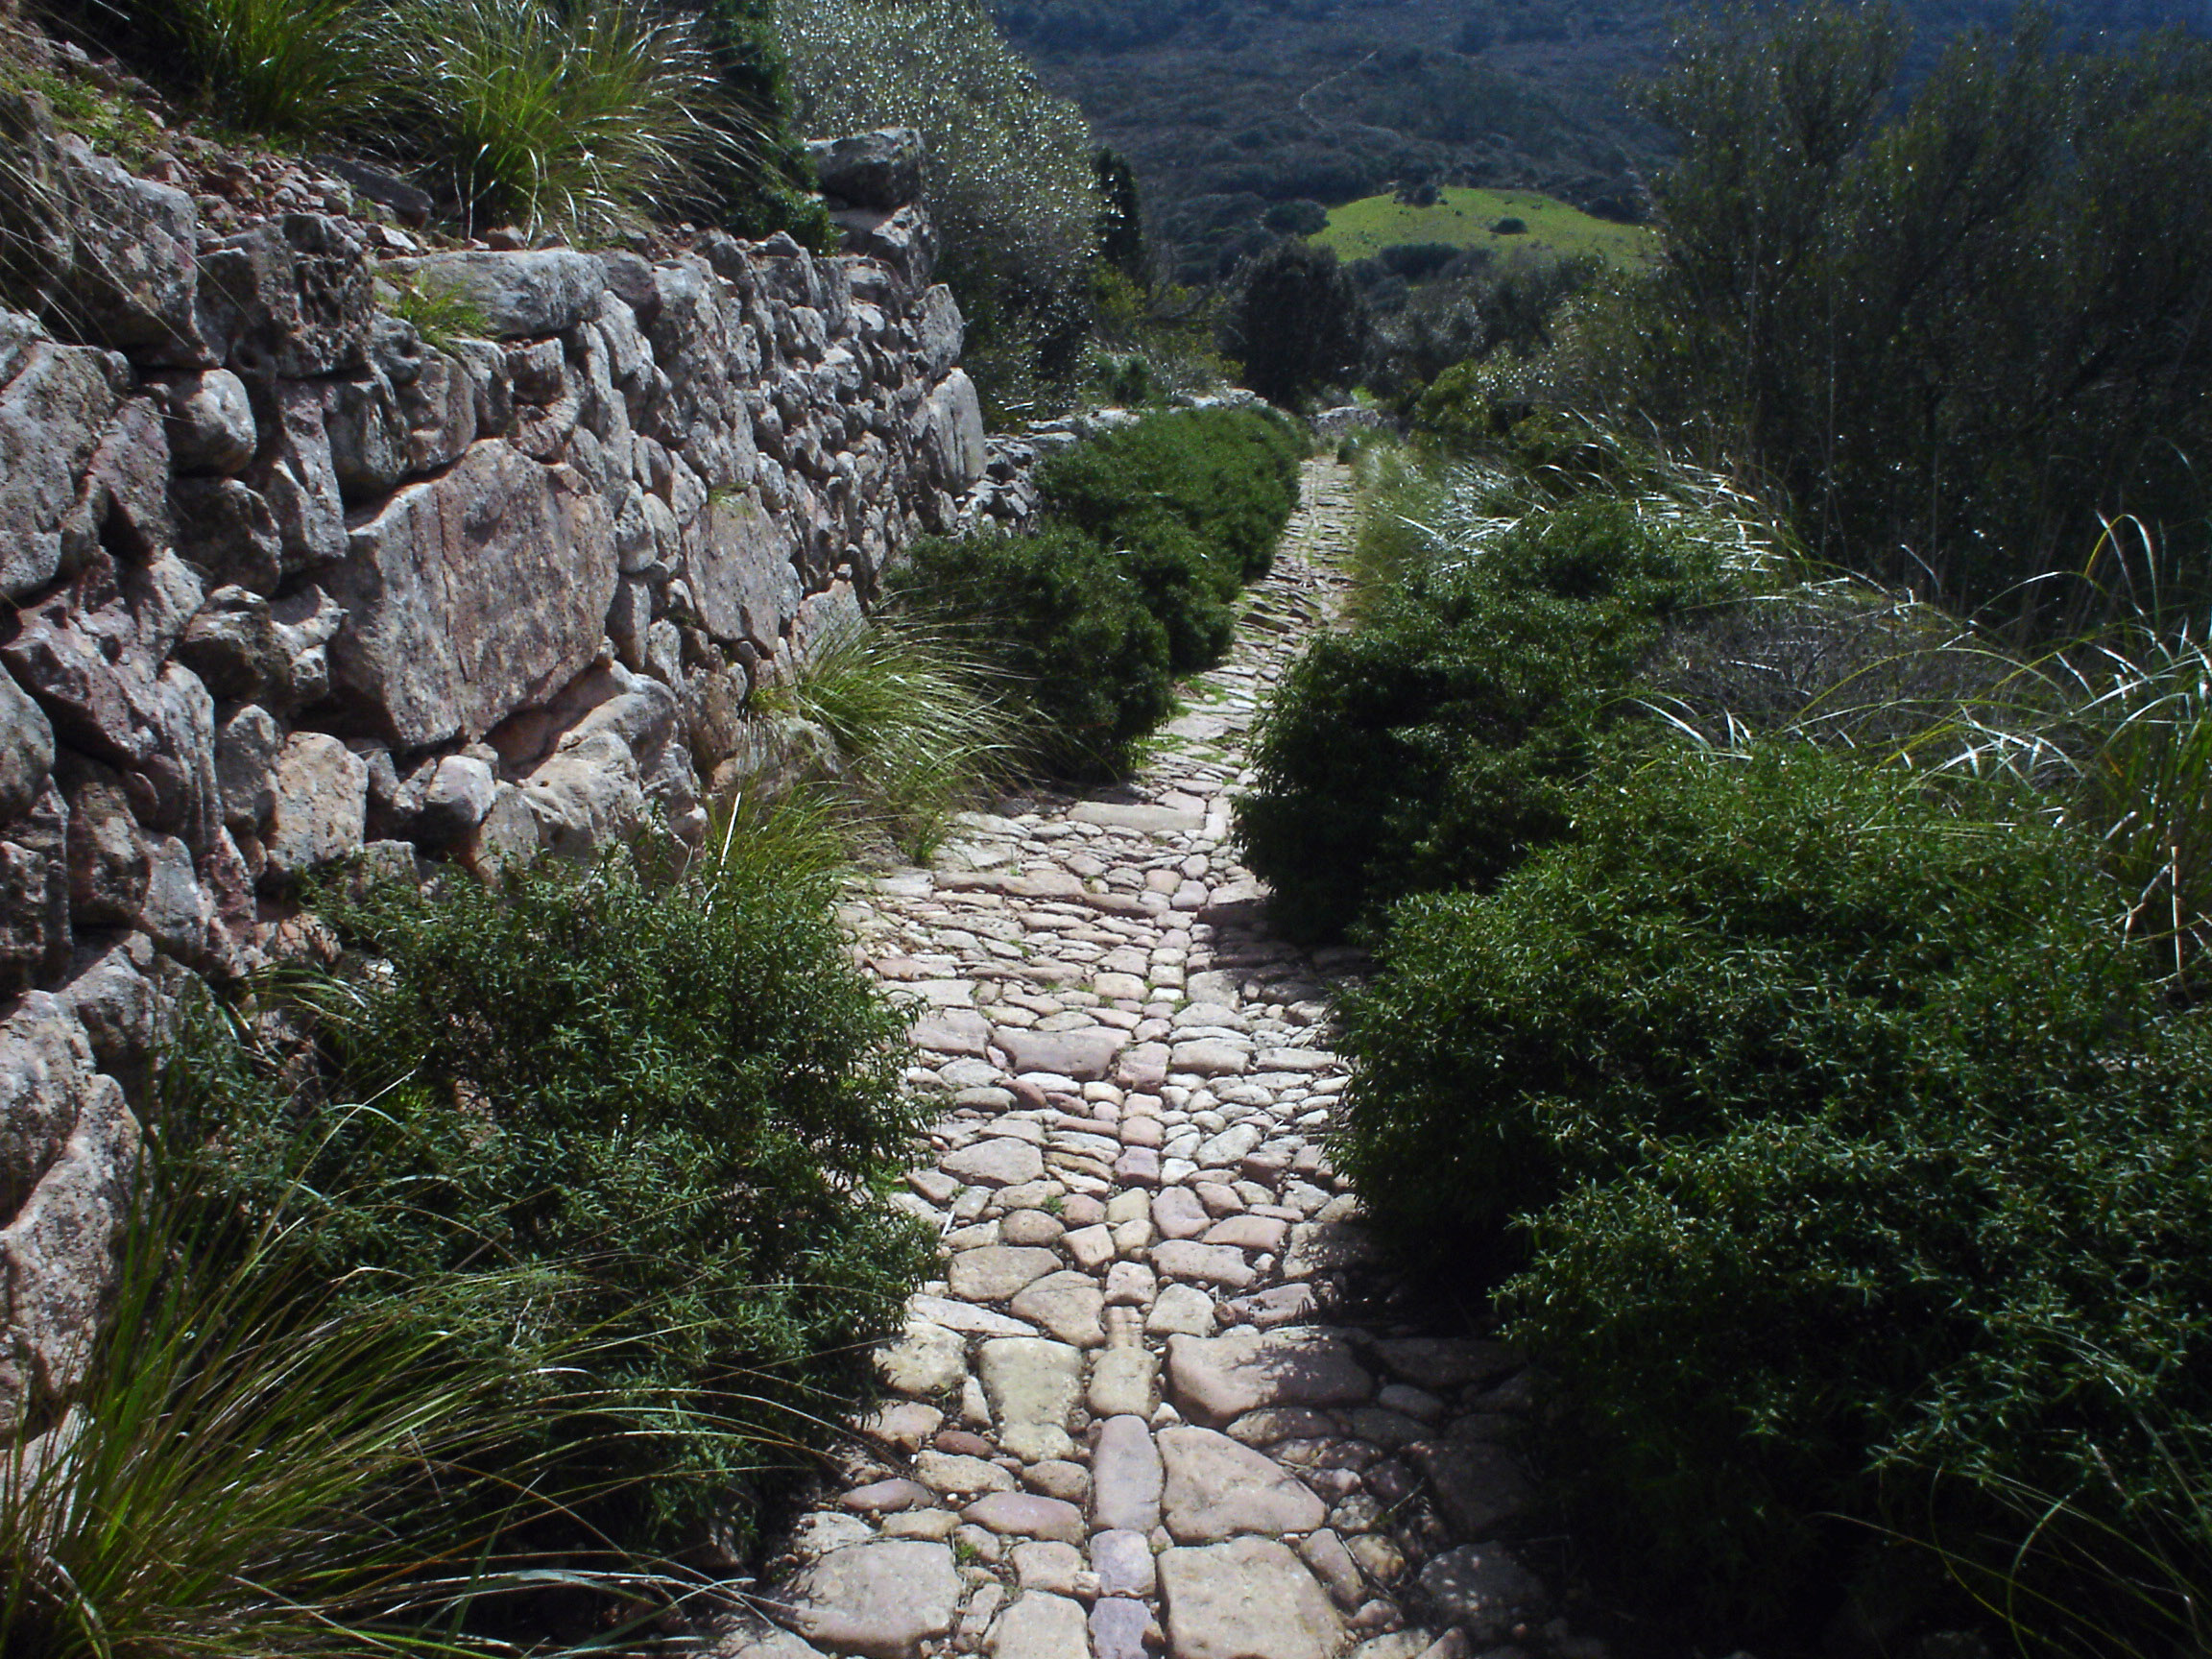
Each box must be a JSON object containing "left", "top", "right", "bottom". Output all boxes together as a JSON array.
[
  {"left": 1009, "top": 1269, "right": 1106, "bottom": 1348},
  {"left": 809, "top": 129, "right": 926, "bottom": 210},
  {"left": 330, "top": 442, "right": 617, "bottom": 747},
  {"left": 950, "top": 1246, "right": 1062, "bottom": 1304},
  {"left": 963, "top": 1492, "right": 1085, "bottom": 1546},
  {"left": 779, "top": 1539, "right": 961, "bottom": 1659},
  {"left": 1415, "top": 1546, "right": 1544, "bottom": 1647},
  {"left": 1166, "top": 1329, "right": 1375, "bottom": 1425},
  {"left": 1091, "top": 1412, "right": 1164, "bottom": 1533},
  {"left": 1092, "top": 1528, "right": 1157, "bottom": 1598},
  {"left": 1091, "top": 1598, "right": 1152, "bottom": 1659},
  {"left": 1089, "top": 1344, "right": 1161, "bottom": 1418},
  {"left": 261, "top": 732, "right": 368, "bottom": 883},
  {"left": 978, "top": 1336, "right": 1083, "bottom": 1463},
  {"left": 878, "top": 1319, "right": 967, "bottom": 1397},
  {"left": 0, "top": 667, "right": 56, "bottom": 824},
  {"left": 1159, "top": 1537, "right": 1344, "bottom": 1659},
  {"left": 999, "top": 1025, "right": 1125, "bottom": 1082},
  {"left": 943, "top": 1137, "right": 1046, "bottom": 1189},
  {"left": 398, "top": 250, "right": 606, "bottom": 340},
  {"left": 986, "top": 1589, "right": 1090, "bottom": 1659},
  {"left": 1159, "top": 1425, "right": 1328, "bottom": 1543}
]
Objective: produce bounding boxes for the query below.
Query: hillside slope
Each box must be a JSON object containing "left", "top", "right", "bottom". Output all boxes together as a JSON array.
[{"left": 997, "top": 0, "right": 2207, "bottom": 282}]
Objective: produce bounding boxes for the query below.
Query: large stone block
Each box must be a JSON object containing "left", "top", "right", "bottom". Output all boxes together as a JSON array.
[
  {"left": 197, "top": 213, "right": 373, "bottom": 378},
  {"left": 0, "top": 1006, "right": 137, "bottom": 1430},
  {"left": 397, "top": 251, "right": 606, "bottom": 340},
  {"left": 916, "top": 284, "right": 964, "bottom": 379},
  {"left": 0, "top": 664, "right": 55, "bottom": 824},
  {"left": 329, "top": 441, "right": 617, "bottom": 746},
  {"left": 808, "top": 129, "right": 925, "bottom": 211},
  {"left": 0, "top": 335, "right": 122, "bottom": 601},
  {"left": 691, "top": 491, "right": 801, "bottom": 653},
  {"left": 923, "top": 370, "right": 986, "bottom": 492},
  {"left": 0, "top": 785, "right": 69, "bottom": 998},
  {"left": 0, "top": 92, "right": 207, "bottom": 362}
]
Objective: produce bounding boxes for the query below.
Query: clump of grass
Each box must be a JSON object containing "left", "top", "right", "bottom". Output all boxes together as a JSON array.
[
  {"left": 396, "top": 0, "right": 753, "bottom": 238},
  {"left": 157, "top": 0, "right": 385, "bottom": 138},
  {"left": 755, "top": 614, "right": 1019, "bottom": 861},
  {"left": 0, "top": 1136, "right": 685, "bottom": 1657},
  {"left": 381, "top": 275, "right": 493, "bottom": 352}
]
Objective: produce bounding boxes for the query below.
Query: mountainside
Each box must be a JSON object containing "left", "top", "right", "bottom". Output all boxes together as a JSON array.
[{"left": 997, "top": 0, "right": 2210, "bottom": 282}]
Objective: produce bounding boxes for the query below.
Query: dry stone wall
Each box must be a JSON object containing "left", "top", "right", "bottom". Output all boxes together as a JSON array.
[{"left": 0, "top": 114, "right": 1036, "bottom": 1434}]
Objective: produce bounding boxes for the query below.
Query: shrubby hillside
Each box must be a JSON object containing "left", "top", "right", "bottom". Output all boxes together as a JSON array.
[{"left": 996, "top": 0, "right": 2205, "bottom": 282}]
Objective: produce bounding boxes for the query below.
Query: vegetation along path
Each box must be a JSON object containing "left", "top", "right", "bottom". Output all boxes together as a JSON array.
[{"left": 709, "top": 461, "right": 1582, "bottom": 1659}]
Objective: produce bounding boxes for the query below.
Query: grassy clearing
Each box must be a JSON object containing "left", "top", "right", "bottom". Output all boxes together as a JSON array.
[{"left": 1310, "top": 186, "right": 1656, "bottom": 269}]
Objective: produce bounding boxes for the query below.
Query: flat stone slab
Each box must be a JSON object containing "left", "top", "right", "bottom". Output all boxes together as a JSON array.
[
  {"left": 1407, "top": 1439, "right": 1530, "bottom": 1537},
  {"left": 878, "top": 1320, "right": 966, "bottom": 1397},
  {"left": 779, "top": 1539, "right": 960, "bottom": 1659},
  {"left": 979, "top": 1335, "right": 1084, "bottom": 1463},
  {"left": 998, "top": 1026, "right": 1126, "bottom": 1081},
  {"left": 1009, "top": 1269, "right": 1106, "bottom": 1348},
  {"left": 949, "top": 1246, "right": 1062, "bottom": 1303},
  {"left": 1166, "top": 1328, "right": 1374, "bottom": 1424},
  {"left": 964, "top": 1492, "right": 1086, "bottom": 1546},
  {"left": 1152, "top": 1240, "right": 1256, "bottom": 1290},
  {"left": 1092, "top": 1412, "right": 1165, "bottom": 1532},
  {"left": 1070, "top": 801, "right": 1205, "bottom": 833},
  {"left": 908, "top": 1294, "right": 1037, "bottom": 1337},
  {"left": 1367, "top": 1337, "right": 1521, "bottom": 1391},
  {"left": 1418, "top": 1544, "right": 1545, "bottom": 1647},
  {"left": 988, "top": 1590, "right": 1092, "bottom": 1658},
  {"left": 942, "top": 1137, "right": 1046, "bottom": 1188},
  {"left": 1159, "top": 1536, "right": 1343, "bottom": 1659},
  {"left": 1159, "top": 1425, "right": 1327, "bottom": 1543},
  {"left": 1093, "top": 1528, "right": 1158, "bottom": 1596}
]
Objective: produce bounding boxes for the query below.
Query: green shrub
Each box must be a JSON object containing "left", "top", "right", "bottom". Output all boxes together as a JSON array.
[
  {"left": 891, "top": 524, "right": 1175, "bottom": 776},
  {"left": 1038, "top": 404, "right": 1305, "bottom": 584},
  {"left": 176, "top": 837, "right": 929, "bottom": 1554},
  {"left": 1237, "top": 495, "right": 1726, "bottom": 940},
  {"left": 773, "top": 0, "right": 1100, "bottom": 409},
  {"left": 1337, "top": 741, "right": 2212, "bottom": 1631}
]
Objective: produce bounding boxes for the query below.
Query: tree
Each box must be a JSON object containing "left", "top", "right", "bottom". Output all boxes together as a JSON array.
[
  {"left": 1221, "top": 238, "right": 1371, "bottom": 408},
  {"left": 1095, "top": 146, "right": 1147, "bottom": 285}
]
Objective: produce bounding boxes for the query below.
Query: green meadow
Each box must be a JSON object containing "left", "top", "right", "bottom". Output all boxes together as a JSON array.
[{"left": 1310, "top": 186, "right": 1656, "bottom": 267}]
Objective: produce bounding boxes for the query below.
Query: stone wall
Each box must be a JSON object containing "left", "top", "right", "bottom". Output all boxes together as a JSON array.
[{"left": 0, "top": 113, "right": 1030, "bottom": 1434}]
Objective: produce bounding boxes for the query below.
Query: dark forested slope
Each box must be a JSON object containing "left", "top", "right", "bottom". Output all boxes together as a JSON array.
[{"left": 998, "top": 0, "right": 2208, "bottom": 281}]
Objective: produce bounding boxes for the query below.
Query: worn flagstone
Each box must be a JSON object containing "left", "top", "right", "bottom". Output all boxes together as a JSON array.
[{"left": 749, "top": 463, "right": 1591, "bottom": 1659}]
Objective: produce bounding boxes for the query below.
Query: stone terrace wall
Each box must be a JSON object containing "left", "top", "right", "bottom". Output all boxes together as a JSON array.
[{"left": 0, "top": 113, "right": 1034, "bottom": 1433}]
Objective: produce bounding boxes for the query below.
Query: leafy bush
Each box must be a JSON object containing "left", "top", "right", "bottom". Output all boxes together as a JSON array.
[
  {"left": 176, "top": 836, "right": 930, "bottom": 1554},
  {"left": 1038, "top": 403, "right": 1305, "bottom": 584},
  {"left": 1237, "top": 494, "right": 1727, "bottom": 940},
  {"left": 1337, "top": 741, "right": 2212, "bottom": 1633},
  {"left": 1219, "top": 237, "right": 1371, "bottom": 408},
  {"left": 891, "top": 523, "right": 1174, "bottom": 776},
  {"left": 773, "top": 0, "right": 1099, "bottom": 410},
  {"left": 1623, "top": 7, "right": 2212, "bottom": 633}
]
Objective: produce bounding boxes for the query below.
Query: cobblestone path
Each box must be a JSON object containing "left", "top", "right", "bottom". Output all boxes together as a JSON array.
[{"left": 714, "top": 461, "right": 1580, "bottom": 1659}]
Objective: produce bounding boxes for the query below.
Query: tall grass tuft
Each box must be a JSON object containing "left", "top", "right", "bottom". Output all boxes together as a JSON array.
[
  {"left": 397, "top": 0, "right": 750, "bottom": 237},
  {"left": 756, "top": 615, "right": 1019, "bottom": 861},
  {"left": 0, "top": 1139, "right": 673, "bottom": 1657},
  {"left": 157, "top": 0, "right": 383, "bottom": 137}
]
